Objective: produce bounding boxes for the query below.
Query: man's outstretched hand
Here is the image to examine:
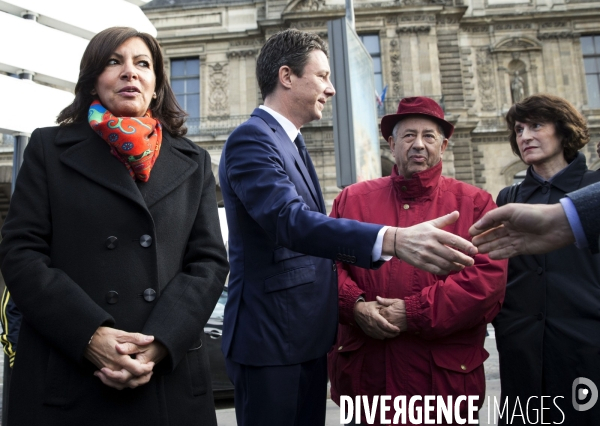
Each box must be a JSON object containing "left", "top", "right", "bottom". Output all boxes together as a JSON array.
[
  {"left": 383, "top": 211, "right": 477, "bottom": 275},
  {"left": 469, "top": 203, "right": 574, "bottom": 259}
]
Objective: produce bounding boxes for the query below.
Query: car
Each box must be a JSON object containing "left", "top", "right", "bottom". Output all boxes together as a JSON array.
[{"left": 204, "top": 287, "right": 234, "bottom": 399}]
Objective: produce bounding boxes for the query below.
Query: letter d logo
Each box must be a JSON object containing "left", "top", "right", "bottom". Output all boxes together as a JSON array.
[{"left": 572, "top": 377, "right": 598, "bottom": 411}]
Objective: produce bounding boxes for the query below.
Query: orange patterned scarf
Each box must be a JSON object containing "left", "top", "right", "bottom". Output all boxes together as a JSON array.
[{"left": 88, "top": 100, "right": 162, "bottom": 182}]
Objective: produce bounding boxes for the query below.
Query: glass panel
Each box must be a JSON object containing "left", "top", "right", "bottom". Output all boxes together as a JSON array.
[
  {"left": 171, "top": 79, "right": 185, "bottom": 94},
  {"left": 594, "top": 36, "right": 600, "bottom": 54},
  {"left": 584, "top": 57, "right": 597, "bottom": 73},
  {"left": 171, "top": 60, "right": 185, "bottom": 77},
  {"left": 373, "top": 57, "right": 382, "bottom": 73},
  {"left": 361, "top": 35, "right": 380, "bottom": 55},
  {"left": 186, "top": 59, "right": 200, "bottom": 76},
  {"left": 187, "top": 78, "right": 200, "bottom": 93},
  {"left": 374, "top": 75, "right": 383, "bottom": 94},
  {"left": 176, "top": 94, "right": 185, "bottom": 110},
  {"left": 586, "top": 75, "right": 600, "bottom": 108},
  {"left": 187, "top": 94, "right": 200, "bottom": 118}
]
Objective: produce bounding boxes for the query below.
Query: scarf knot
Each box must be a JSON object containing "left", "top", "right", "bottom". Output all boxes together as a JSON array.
[{"left": 88, "top": 101, "right": 162, "bottom": 182}]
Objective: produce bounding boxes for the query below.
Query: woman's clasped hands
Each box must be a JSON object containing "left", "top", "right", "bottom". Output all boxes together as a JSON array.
[{"left": 84, "top": 326, "right": 167, "bottom": 390}]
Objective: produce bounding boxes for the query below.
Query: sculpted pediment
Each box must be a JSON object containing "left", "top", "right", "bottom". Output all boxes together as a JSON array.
[{"left": 491, "top": 36, "right": 542, "bottom": 53}]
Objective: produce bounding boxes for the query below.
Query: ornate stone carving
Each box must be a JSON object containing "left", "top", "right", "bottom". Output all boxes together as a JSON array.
[
  {"left": 390, "top": 47, "right": 402, "bottom": 97},
  {"left": 396, "top": 26, "right": 431, "bottom": 34},
  {"left": 208, "top": 63, "right": 229, "bottom": 117},
  {"left": 492, "top": 37, "right": 541, "bottom": 53},
  {"left": 463, "top": 26, "right": 488, "bottom": 33},
  {"left": 402, "top": 0, "right": 443, "bottom": 5},
  {"left": 230, "top": 39, "right": 262, "bottom": 47},
  {"left": 476, "top": 49, "right": 496, "bottom": 111},
  {"left": 541, "top": 21, "right": 567, "bottom": 29},
  {"left": 226, "top": 50, "right": 258, "bottom": 59},
  {"left": 438, "top": 17, "right": 460, "bottom": 25},
  {"left": 537, "top": 32, "right": 576, "bottom": 40},
  {"left": 298, "top": 21, "right": 327, "bottom": 28},
  {"left": 495, "top": 23, "right": 532, "bottom": 31},
  {"left": 400, "top": 14, "right": 436, "bottom": 22},
  {"left": 295, "top": 0, "right": 326, "bottom": 12}
]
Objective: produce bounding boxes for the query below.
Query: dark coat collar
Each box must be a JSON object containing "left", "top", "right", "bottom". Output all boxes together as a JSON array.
[
  {"left": 519, "top": 152, "right": 588, "bottom": 202},
  {"left": 56, "top": 122, "right": 198, "bottom": 209},
  {"left": 250, "top": 108, "right": 322, "bottom": 209}
]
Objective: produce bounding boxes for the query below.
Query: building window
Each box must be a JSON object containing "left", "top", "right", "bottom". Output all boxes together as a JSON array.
[
  {"left": 513, "top": 170, "right": 527, "bottom": 185},
  {"left": 171, "top": 58, "right": 200, "bottom": 119},
  {"left": 582, "top": 35, "right": 600, "bottom": 108},
  {"left": 358, "top": 34, "right": 385, "bottom": 115}
]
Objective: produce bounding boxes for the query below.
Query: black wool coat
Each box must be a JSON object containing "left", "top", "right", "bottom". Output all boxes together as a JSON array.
[
  {"left": 493, "top": 153, "right": 600, "bottom": 425},
  {"left": 0, "top": 122, "right": 229, "bottom": 426}
]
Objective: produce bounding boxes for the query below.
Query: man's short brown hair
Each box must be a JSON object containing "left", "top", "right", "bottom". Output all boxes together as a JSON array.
[{"left": 256, "top": 29, "right": 328, "bottom": 101}]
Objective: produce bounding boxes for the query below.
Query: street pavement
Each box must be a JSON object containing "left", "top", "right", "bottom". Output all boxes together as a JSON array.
[{"left": 216, "top": 324, "right": 502, "bottom": 425}]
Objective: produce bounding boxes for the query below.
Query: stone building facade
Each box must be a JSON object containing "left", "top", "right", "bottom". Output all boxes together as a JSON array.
[{"left": 143, "top": 0, "right": 600, "bottom": 208}]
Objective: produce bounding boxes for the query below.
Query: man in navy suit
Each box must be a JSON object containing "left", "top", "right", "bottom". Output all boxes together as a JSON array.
[{"left": 219, "top": 29, "right": 478, "bottom": 426}]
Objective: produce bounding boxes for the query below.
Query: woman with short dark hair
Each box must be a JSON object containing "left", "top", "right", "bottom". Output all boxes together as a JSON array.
[
  {"left": 0, "top": 27, "right": 229, "bottom": 425},
  {"left": 494, "top": 93, "right": 600, "bottom": 425}
]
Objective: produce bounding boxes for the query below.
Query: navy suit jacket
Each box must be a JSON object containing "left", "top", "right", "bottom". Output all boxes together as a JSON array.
[
  {"left": 567, "top": 180, "right": 600, "bottom": 253},
  {"left": 219, "top": 108, "right": 382, "bottom": 366}
]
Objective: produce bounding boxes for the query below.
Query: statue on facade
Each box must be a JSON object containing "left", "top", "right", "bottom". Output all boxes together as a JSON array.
[{"left": 511, "top": 71, "right": 525, "bottom": 104}]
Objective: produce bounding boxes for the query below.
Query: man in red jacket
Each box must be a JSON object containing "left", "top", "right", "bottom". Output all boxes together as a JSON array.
[{"left": 328, "top": 97, "right": 507, "bottom": 425}]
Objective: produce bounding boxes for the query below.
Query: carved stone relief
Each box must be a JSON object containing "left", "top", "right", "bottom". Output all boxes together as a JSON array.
[
  {"left": 226, "top": 50, "right": 258, "bottom": 59},
  {"left": 396, "top": 26, "right": 431, "bottom": 34},
  {"left": 208, "top": 63, "right": 229, "bottom": 118},
  {"left": 389, "top": 40, "right": 402, "bottom": 97},
  {"left": 476, "top": 49, "right": 496, "bottom": 111},
  {"left": 294, "top": 0, "right": 326, "bottom": 12}
]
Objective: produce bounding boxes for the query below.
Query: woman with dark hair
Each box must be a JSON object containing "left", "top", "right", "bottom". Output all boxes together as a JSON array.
[
  {"left": 493, "top": 93, "right": 600, "bottom": 425},
  {"left": 0, "top": 27, "right": 229, "bottom": 425}
]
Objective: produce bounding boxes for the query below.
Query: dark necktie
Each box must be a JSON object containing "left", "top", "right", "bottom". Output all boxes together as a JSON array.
[
  {"left": 294, "top": 133, "right": 309, "bottom": 167},
  {"left": 293, "top": 133, "right": 325, "bottom": 212}
]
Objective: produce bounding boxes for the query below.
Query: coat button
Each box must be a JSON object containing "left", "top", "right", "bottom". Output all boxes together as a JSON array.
[
  {"left": 338, "top": 346, "right": 343, "bottom": 351},
  {"left": 536, "top": 267, "right": 543, "bottom": 275},
  {"left": 542, "top": 186, "right": 549, "bottom": 194},
  {"left": 106, "top": 291, "right": 119, "bottom": 304},
  {"left": 143, "top": 288, "right": 157, "bottom": 302},
  {"left": 537, "top": 313, "right": 544, "bottom": 321},
  {"left": 140, "top": 235, "right": 153, "bottom": 248},
  {"left": 403, "top": 204, "right": 409, "bottom": 210},
  {"left": 332, "top": 263, "right": 337, "bottom": 271},
  {"left": 460, "top": 364, "right": 467, "bottom": 371},
  {"left": 105, "top": 236, "right": 118, "bottom": 250}
]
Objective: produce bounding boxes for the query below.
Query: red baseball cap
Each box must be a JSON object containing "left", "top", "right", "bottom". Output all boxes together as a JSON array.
[{"left": 380, "top": 97, "right": 454, "bottom": 140}]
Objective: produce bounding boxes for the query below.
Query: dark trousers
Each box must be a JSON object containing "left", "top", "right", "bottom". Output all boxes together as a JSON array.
[{"left": 225, "top": 355, "right": 328, "bottom": 426}]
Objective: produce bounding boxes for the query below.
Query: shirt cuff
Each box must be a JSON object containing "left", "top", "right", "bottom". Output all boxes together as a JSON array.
[
  {"left": 560, "top": 197, "right": 588, "bottom": 249},
  {"left": 372, "top": 226, "right": 393, "bottom": 262}
]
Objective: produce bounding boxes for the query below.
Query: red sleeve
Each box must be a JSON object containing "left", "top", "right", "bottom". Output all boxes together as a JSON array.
[{"left": 404, "top": 192, "right": 508, "bottom": 339}]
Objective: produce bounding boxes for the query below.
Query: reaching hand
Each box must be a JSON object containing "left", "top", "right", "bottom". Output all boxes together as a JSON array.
[
  {"left": 84, "top": 327, "right": 155, "bottom": 390},
  {"left": 469, "top": 203, "right": 575, "bottom": 259},
  {"left": 353, "top": 300, "right": 400, "bottom": 340},
  {"left": 386, "top": 211, "right": 477, "bottom": 275},
  {"left": 376, "top": 296, "right": 407, "bottom": 332}
]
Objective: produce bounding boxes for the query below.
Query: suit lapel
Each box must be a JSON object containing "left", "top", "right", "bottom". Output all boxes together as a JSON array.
[{"left": 252, "top": 109, "right": 325, "bottom": 212}]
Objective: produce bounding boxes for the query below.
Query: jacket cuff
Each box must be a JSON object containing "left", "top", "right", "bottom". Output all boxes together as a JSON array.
[
  {"left": 339, "top": 284, "right": 365, "bottom": 325},
  {"left": 404, "top": 295, "right": 422, "bottom": 333}
]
